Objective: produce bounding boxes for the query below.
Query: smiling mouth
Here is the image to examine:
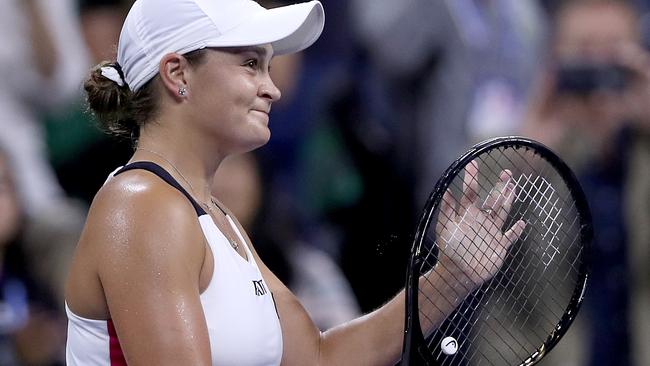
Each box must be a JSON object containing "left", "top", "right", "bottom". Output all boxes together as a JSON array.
[
  {"left": 251, "top": 110, "right": 269, "bottom": 117},
  {"left": 251, "top": 110, "right": 270, "bottom": 123}
]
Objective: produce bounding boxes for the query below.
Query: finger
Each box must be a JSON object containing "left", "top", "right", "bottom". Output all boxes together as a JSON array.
[
  {"left": 482, "top": 169, "right": 513, "bottom": 211},
  {"left": 494, "top": 182, "right": 516, "bottom": 227},
  {"left": 616, "top": 42, "right": 650, "bottom": 81},
  {"left": 502, "top": 220, "right": 526, "bottom": 249},
  {"left": 494, "top": 179, "right": 517, "bottom": 229},
  {"left": 437, "top": 189, "right": 456, "bottom": 235},
  {"left": 461, "top": 160, "right": 480, "bottom": 209}
]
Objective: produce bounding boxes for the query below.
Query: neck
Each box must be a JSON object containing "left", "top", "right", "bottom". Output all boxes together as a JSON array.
[{"left": 134, "top": 125, "right": 226, "bottom": 203}]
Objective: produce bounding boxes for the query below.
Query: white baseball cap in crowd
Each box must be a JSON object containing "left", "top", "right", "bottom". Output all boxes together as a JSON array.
[{"left": 117, "top": 0, "right": 325, "bottom": 91}]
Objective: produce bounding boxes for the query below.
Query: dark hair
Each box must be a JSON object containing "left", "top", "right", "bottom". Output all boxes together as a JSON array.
[{"left": 84, "top": 49, "right": 210, "bottom": 142}]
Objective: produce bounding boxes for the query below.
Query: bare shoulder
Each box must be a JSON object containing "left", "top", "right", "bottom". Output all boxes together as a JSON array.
[
  {"left": 67, "top": 169, "right": 213, "bottom": 364},
  {"left": 95, "top": 168, "right": 195, "bottom": 217},
  {"left": 82, "top": 169, "right": 206, "bottom": 285},
  {"left": 66, "top": 169, "right": 207, "bottom": 318},
  {"left": 89, "top": 169, "right": 202, "bottom": 242}
]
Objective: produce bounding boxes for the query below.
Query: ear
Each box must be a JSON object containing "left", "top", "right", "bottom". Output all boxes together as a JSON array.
[{"left": 159, "top": 53, "right": 190, "bottom": 100}]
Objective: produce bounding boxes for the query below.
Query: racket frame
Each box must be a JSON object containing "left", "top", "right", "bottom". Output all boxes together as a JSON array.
[{"left": 400, "top": 136, "right": 593, "bottom": 366}]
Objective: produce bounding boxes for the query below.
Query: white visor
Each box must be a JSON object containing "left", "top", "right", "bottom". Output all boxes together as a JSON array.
[{"left": 117, "top": 0, "right": 325, "bottom": 91}]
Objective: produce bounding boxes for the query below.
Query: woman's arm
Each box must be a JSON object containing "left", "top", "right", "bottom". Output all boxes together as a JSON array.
[
  {"left": 86, "top": 173, "right": 212, "bottom": 365},
  {"left": 233, "top": 163, "right": 522, "bottom": 365},
  {"left": 251, "top": 247, "right": 470, "bottom": 366},
  {"left": 224, "top": 206, "right": 464, "bottom": 366}
]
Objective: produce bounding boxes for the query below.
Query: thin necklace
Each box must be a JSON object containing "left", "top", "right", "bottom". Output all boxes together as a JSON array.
[{"left": 135, "top": 147, "right": 239, "bottom": 250}]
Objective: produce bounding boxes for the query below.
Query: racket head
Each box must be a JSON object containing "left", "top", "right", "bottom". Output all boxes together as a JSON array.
[{"left": 401, "top": 136, "right": 592, "bottom": 366}]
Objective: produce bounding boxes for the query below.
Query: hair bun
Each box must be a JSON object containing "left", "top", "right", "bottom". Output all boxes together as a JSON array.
[{"left": 84, "top": 61, "right": 146, "bottom": 140}]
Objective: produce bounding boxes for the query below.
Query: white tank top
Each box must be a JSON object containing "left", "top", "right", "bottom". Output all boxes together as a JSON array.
[{"left": 66, "top": 162, "right": 283, "bottom": 365}]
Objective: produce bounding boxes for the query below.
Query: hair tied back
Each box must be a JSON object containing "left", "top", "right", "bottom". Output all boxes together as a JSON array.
[{"left": 100, "top": 63, "right": 126, "bottom": 87}]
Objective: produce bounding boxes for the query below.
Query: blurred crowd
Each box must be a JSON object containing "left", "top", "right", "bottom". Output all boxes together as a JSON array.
[{"left": 0, "top": 0, "right": 648, "bottom": 365}]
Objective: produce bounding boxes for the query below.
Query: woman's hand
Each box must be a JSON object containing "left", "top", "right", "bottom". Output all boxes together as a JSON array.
[{"left": 435, "top": 161, "right": 526, "bottom": 289}]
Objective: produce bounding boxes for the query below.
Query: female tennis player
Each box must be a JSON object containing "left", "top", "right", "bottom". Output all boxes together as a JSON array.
[{"left": 64, "top": 0, "right": 525, "bottom": 364}]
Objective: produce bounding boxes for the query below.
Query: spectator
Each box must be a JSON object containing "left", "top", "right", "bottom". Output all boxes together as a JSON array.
[
  {"left": 0, "top": 0, "right": 89, "bottom": 307},
  {"left": 341, "top": 0, "right": 545, "bottom": 313},
  {"left": 350, "top": 0, "right": 546, "bottom": 205},
  {"left": 523, "top": 0, "right": 650, "bottom": 364},
  {"left": 47, "top": 0, "right": 133, "bottom": 206},
  {"left": 0, "top": 0, "right": 89, "bottom": 216},
  {"left": 0, "top": 147, "right": 66, "bottom": 366}
]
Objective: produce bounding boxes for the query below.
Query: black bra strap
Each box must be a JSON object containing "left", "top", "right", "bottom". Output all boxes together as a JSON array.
[{"left": 114, "top": 161, "right": 207, "bottom": 216}]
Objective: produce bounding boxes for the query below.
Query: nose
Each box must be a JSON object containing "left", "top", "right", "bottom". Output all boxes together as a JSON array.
[{"left": 259, "top": 77, "right": 282, "bottom": 103}]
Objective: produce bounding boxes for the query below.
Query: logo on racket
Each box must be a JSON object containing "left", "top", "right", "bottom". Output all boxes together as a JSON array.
[{"left": 441, "top": 336, "right": 458, "bottom": 355}]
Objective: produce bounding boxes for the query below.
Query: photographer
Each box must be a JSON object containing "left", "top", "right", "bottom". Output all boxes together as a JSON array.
[{"left": 524, "top": 1, "right": 650, "bottom": 365}]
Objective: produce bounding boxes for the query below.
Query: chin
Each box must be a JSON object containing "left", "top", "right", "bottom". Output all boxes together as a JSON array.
[
  {"left": 238, "top": 133, "right": 271, "bottom": 153},
  {"left": 251, "top": 137, "right": 271, "bottom": 151}
]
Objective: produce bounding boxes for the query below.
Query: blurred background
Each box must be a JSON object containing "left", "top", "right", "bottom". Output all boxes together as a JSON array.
[{"left": 0, "top": 0, "right": 648, "bottom": 364}]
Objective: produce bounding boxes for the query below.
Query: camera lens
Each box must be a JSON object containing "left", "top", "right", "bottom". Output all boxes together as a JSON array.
[{"left": 555, "top": 62, "right": 631, "bottom": 95}]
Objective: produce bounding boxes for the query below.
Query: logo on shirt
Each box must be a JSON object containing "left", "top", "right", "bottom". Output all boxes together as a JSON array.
[{"left": 253, "top": 279, "right": 267, "bottom": 296}]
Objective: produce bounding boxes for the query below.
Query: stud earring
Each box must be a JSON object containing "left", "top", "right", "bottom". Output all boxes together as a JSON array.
[{"left": 178, "top": 86, "right": 187, "bottom": 96}]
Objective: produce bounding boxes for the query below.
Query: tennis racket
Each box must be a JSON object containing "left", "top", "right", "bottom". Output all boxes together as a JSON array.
[{"left": 400, "top": 136, "right": 592, "bottom": 366}]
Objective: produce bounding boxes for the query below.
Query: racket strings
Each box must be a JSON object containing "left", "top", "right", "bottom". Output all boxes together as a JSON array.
[
  {"left": 435, "top": 292, "right": 526, "bottom": 365},
  {"left": 480, "top": 173, "right": 576, "bottom": 356},
  {"left": 502, "top": 204, "right": 581, "bottom": 309},
  {"left": 431, "top": 256, "right": 552, "bottom": 364},
  {"left": 434, "top": 284, "right": 534, "bottom": 366},
  {"left": 417, "top": 147, "right": 586, "bottom": 365},
  {"left": 422, "top": 241, "right": 540, "bottom": 362}
]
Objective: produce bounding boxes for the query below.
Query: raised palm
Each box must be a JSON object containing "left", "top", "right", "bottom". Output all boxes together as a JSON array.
[{"left": 436, "top": 161, "right": 526, "bottom": 288}]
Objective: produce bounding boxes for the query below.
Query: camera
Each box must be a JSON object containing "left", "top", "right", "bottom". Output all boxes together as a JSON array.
[{"left": 555, "top": 62, "right": 633, "bottom": 95}]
